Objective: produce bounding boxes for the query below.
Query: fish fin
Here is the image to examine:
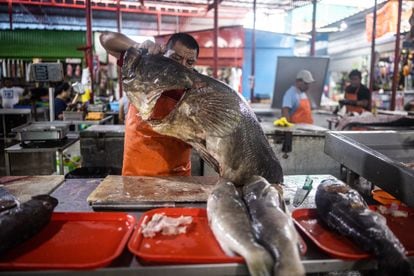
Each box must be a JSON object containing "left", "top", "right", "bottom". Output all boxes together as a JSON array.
[
  {"left": 216, "top": 239, "right": 236, "bottom": 257},
  {"left": 190, "top": 142, "right": 220, "bottom": 173},
  {"left": 187, "top": 90, "right": 242, "bottom": 137},
  {"left": 245, "top": 249, "right": 273, "bottom": 276},
  {"left": 0, "top": 186, "right": 18, "bottom": 212},
  {"left": 379, "top": 254, "right": 414, "bottom": 276},
  {"left": 122, "top": 47, "right": 142, "bottom": 80}
]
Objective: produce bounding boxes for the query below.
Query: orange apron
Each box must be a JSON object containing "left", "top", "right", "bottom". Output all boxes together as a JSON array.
[
  {"left": 291, "top": 95, "right": 313, "bottom": 124},
  {"left": 345, "top": 87, "right": 364, "bottom": 114},
  {"left": 122, "top": 93, "right": 191, "bottom": 176}
]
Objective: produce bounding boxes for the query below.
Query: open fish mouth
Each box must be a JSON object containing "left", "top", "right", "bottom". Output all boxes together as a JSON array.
[{"left": 145, "top": 87, "right": 190, "bottom": 124}]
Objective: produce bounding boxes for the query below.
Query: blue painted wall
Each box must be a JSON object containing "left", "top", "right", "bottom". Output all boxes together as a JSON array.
[{"left": 242, "top": 29, "right": 295, "bottom": 100}]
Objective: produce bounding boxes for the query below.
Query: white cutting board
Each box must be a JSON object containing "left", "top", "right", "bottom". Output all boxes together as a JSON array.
[{"left": 87, "top": 175, "right": 219, "bottom": 207}]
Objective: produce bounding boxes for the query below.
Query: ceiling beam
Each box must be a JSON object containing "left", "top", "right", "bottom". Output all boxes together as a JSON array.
[
  {"left": 0, "top": 0, "right": 247, "bottom": 19},
  {"left": 207, "top": 0, "right": 223, "bottom": 12}
]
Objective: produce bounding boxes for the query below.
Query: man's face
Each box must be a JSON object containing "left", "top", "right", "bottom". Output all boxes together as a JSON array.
[
  {"left": 164, "top": 40, "right": 197, "bottom": 69},
  {"left": 296, "top": 80, "right": 310, "bottom": 92},
  {"left": 62, "top": 89, "right": 71, "bottom": 100},
  {"left": 350, "top": 76, "right": 361, "bottom": 88}
]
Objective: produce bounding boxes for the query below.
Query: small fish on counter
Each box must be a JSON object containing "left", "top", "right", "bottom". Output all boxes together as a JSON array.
[
  {"left": 315, "top": 179, "right": 414, "bottom": 276},
  {"left": 0, "top": 194, "right": 58, "bottom": 256}
]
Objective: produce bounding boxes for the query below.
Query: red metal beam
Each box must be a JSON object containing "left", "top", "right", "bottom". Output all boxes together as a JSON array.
[
  {"left": 391, "top": 0, "right": 402, "bottom": 111},
  {"left": 213, "top": 0, "right": 218, "bottom": 79},
  {"left": 207, "top": 0, "right": 223, "bottom": 12},
  {"left": 116, "top": 0, "right": 121, "bottom": 32},
  {"left": 310, "top": 0, "right": 316, "bottom": 56},
  {"left": 86, "top": 0, "right": 94, "bottom": 98},
  {"left": 0, "top": 0, "right": 247, "bottom": 19},
  {"left": 157, "top": 11, "right": 161, "bottom": 35},
  {"left": 116, "top": 0, "right": 122, "bottom": 98},
  {"left": 8, "top": 0, "right": 12, "bottom": 30},
  {"left": 369, "top": 0, "right": 377, "bottom": 96},
  {"left": 250, "top": 0, "right": 256, "bottom": 102}
]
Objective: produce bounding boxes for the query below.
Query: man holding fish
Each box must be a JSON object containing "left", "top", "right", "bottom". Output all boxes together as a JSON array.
[{"left": 100, "top": 31, "right": 199, "bottom": 177}]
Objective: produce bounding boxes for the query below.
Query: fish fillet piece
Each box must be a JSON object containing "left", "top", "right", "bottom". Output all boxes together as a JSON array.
[
  {"left": 243, "top": 176, "right": 305, "bottom": 276},
  {"left": 315, "top": 179, "right": 414, "bottom": 276},
  {"left": 207, "top": 179, "right": 273, "bottom": 276},
  {"left": 141, "top": 213, "right": 193, "bottom": 238},
  {"left": 0, "top": 194, "right": 58, "bottom": 256}
]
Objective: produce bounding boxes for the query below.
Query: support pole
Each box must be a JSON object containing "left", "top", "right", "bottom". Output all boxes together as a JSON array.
[
  {"left": 8, "top": 0, "right": 12, "bottom": 30},
  {"left": 116, "top": 0, "right": 121, "bottom": 31},
  {"left": 310, "top": 0, "right": 317, "bottom": 56},
  {"left": 250, "top": 0, "right": 256, "bottom": 102},
  {"left": 391, "top": 0, "right": 403, "bottom": 111},
  {"left": 369, "top": 0, "right": 377, "bottom": 94},
  {"left": 85, "top": 0, "right": 94, "bottom": 98},
  {"left": 157, "top": 11, "right": 161, "bottom": 35},
  {"left": 116, "top": 0, "right": 123, "bottom": 98},
  {"left": 213, "top": 0, "right": 218, "bottom": 78},
  {"left": 49, "top": 87, "right": 55, "bottom": 122}
]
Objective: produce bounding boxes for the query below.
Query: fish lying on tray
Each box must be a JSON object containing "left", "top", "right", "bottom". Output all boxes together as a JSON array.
[
  {"left": 243, "top": 176, "right": 305, "bottom": 276},
  {"left": 0, "top": 193, "right": 58, "bottom": 256},
  {"left": 207, "top": 179, "right": 274, "bottom": 276},
  {"left": 207, "top": 177, "right": 305, "bottom": 276},
  {"left": 315, "top": 179, "right": 414, "bottom": 276}
]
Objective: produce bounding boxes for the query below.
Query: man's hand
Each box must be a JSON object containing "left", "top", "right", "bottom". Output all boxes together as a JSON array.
[{"left": 136, "top": 40, "right": 165, "bottom": 55}]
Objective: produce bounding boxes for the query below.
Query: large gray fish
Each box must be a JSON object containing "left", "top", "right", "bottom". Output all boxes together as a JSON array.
[
  {"left": 207, "top": 179, "right": 273, "bottom": 276},
  {"left": 243, "top": 176, "right": 305, "bottom": 276},
  {"left": 315, "top": 179, "right": 414, "bottom": 276},
  {"left": 0, "top": 194, "right": 58, "bottom": 255},
  {"left": 122, "top": 48, "right": 283, "bottom": 186}
]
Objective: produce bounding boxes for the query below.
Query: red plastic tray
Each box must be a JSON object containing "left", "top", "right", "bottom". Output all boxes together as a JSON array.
[
  {"left": 0, "top": 212, "right": 136, "bottom": 270},
  {"left": 292, "top": 207, "right": 414, "bottom": 260},
  {"left": 128, "top": 207, "right": 306, "bottom": 265}
]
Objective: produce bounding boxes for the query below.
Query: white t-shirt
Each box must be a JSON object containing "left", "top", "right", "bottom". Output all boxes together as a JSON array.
[{"left": 0, "top": 86, "right": 24, "bottom": 108}]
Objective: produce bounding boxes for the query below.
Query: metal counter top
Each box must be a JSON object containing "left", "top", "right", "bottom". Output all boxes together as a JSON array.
[
  {"left": 1, "top": 175, "right": 412, "bottom": 275},
  {"left": 260, "top": 122, "right": 328, "bottom": 136}
]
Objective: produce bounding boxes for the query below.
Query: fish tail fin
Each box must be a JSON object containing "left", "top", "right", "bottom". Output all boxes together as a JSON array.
[
  {"left": 245, "top": 248, "right": 273, "bottom": 276},
  {"left": 379, "top": 254, "right": 414, "bottom": 276}
]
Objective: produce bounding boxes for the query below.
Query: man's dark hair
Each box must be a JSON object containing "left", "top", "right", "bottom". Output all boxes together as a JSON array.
[
  {"left": 166, "top": 33, "right": 200, "bottom": 57},
  {"left": 55, "top": 82, "right": 70, "bottom": 96},
  {"left": 349, "top": 69, "right": 362, "bottom": 79}
]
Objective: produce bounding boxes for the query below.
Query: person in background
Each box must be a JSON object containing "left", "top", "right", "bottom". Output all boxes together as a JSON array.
[
  {"left": 54, "top": 82, "right": 71, "bottom": 120},
  {"left": 100, "top": 31, "right": 199, "bottom": 176},
  {"left": 118, "top": 94, "right": 129, "bottom": 124},
  {"left": 340, "top": 69, "right": 371, "bottom": 114},
  {"left": 0, "top": 79, "right": 25, "bottom": 109},
  {"left": 281, "top": 70, "right": 315, "bottom": 124}
]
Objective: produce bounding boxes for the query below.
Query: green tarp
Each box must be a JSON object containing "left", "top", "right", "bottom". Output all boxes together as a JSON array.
[{"left": 0, "top": 30, "right": 87, "bottom": 59}]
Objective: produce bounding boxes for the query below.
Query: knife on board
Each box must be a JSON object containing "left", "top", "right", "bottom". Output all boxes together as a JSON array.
[{"left": 292, "top": 176, "right": 313, "bottom": 207}]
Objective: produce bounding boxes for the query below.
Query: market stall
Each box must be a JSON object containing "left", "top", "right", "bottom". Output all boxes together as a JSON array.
[{"left": 2, "top": 174, "right": 412, "bottom": 275}]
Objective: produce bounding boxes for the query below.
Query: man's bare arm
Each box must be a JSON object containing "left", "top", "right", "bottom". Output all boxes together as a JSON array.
[
  {"left": 281, "top": 107, "right": 291, "bottom": 122},
  {"left": 99, "top": 31, "right": 138, "bottom": 59}
]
